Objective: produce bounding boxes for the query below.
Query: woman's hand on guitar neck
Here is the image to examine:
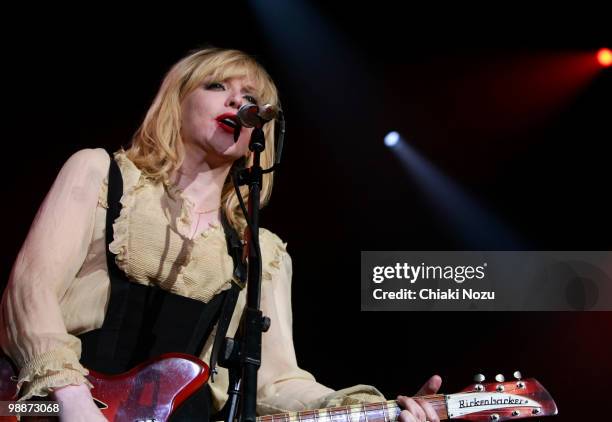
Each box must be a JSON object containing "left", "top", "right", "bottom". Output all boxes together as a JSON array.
[
  {"left": 51, "top": 384, "right": 108, "bottom": 422},
  {"left": 396, "top": 375, "right": 442, "bottom": 422}
]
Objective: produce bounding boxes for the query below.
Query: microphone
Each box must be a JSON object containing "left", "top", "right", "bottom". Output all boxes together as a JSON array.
[{"left": 237, "top": 103, "right": 279, "bottom": 128}]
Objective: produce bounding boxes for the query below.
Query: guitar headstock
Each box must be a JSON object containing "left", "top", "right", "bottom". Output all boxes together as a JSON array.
[{"left": 446, "top": 372, "right": 558, "bottom": 421}]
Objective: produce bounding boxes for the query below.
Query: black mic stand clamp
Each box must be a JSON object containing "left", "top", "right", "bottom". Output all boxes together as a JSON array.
[{"left": 221, "top": 124, "right": 272, "bottom": 422}]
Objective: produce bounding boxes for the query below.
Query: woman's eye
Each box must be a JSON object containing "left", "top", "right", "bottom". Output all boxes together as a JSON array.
[
  {"left": 206, "top": 82, "right": 225, "bottom": 90},
  {"left": 244, "top": 95, "right": 258, "bottom": 105}
]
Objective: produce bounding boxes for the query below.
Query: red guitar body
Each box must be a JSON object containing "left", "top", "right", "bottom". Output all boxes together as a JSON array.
[
  {"left": 1, "top": 351, "right": 558, "bottom": 421},
  {"left": 0, "top": 352, "right": 209, "bottom": 422}
]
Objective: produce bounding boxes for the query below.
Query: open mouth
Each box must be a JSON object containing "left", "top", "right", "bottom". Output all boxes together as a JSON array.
[
  {"left": 216, "top": 115, "right": 240, "bottom": 134},
  {"left": 215, "top": 114, "right": 243, "bottom": 143}
]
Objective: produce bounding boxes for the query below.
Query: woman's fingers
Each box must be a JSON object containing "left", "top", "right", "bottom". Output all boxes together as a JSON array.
[
  {"left": 415, "top": 375, "right": 442, "bottom": 396},
  {"left": 398, "top": 409, "right": 418, "bottom": 422},
  {"left": 397, "top": 396, "right": 426, "bottom": 422},
  {"left": 416, "top": 398, "right": 440, "bottom": 422}
]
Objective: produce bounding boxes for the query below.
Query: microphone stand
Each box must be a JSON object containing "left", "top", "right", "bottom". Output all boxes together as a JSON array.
[{"left": 222, "top": 124, "right": 271, "bottom": 422}]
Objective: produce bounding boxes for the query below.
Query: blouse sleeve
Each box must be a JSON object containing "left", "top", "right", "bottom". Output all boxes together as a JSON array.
[
  {"left": 256, "top": 233, "right": 386, "bottom": 415},
  {"left": 0, "top": 148, "right": 109, "bottom": 400}
]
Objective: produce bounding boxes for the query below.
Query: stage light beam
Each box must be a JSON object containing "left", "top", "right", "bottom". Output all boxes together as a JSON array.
[
  {"left": 597, "top": 48, "right": 612, "bottom": 67},
  {"left": 387, "top": 141, "right": 523, "bottom": 249}
]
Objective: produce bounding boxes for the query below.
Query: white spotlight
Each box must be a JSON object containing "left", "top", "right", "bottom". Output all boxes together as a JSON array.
[{"left": 384, "top": 131, "right": 400, "bottom": 147}]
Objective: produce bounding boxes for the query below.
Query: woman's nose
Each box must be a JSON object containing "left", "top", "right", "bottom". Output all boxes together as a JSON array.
[{"left": 226, "top": 92, "right": 243, "bottom": 109}]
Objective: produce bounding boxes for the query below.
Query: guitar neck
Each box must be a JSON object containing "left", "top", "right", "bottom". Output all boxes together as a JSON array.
[{"left": 257, "top": 395, "right": 449, "bottom": 422}]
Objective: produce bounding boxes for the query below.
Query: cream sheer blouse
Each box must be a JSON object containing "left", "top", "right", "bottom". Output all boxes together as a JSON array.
[{"left": 0, "top": 148, "right": 384, "bottom": 414}]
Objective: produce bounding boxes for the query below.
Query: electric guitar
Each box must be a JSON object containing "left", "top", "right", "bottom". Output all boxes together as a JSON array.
[{"left": 0, "top": 353, "right": 558, "bottom": 421}]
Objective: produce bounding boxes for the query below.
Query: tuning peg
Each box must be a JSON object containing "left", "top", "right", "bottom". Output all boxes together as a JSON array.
[
  {"left": 513, "top": 371, "right": 522, "bottom": 380},
  {"left": 473, "top": 373, "right": 485, "bottom": 383},
  {"left": 495, "top": 373, "right": 505, "bottom": 382}
]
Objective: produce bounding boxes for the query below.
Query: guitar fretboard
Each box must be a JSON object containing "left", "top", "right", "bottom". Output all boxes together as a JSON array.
[{"left": 257, "top": 396, "right": 449, "bottom": 422}]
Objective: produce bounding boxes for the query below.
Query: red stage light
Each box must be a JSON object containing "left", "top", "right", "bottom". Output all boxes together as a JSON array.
[{"left": 597, "top": 48, "right": 612, "bottom": 67}]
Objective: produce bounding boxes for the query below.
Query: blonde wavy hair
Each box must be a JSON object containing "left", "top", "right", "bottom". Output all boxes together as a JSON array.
[{"left": 126, "top": 47, "right": 280, "bottom": 232}]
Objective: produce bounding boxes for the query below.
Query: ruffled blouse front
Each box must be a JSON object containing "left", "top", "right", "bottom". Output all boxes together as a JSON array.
[{"left": 106, "top": 151, "right": 235, "bottom": 303}]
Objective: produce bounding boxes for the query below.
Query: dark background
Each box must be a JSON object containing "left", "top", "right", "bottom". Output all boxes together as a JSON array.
[{"left": 2, "top": 3, "right": 611, "bottom": 421}]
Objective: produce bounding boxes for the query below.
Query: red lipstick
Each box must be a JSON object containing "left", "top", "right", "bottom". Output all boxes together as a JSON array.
[{"left": 215, "top": 113, "right": 240, "bottom": 134}]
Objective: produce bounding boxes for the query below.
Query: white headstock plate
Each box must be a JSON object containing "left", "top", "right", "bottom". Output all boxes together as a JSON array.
[{"left": 446, "top": 392, "right": 541, "bottom": 418}]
